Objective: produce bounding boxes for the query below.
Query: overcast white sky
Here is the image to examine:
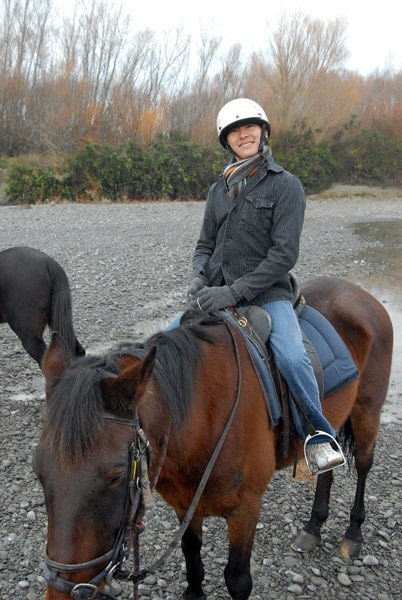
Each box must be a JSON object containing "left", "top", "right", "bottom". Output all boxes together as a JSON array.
[{"left": 121, "top": 0, "right": 402, "bottom": 75}]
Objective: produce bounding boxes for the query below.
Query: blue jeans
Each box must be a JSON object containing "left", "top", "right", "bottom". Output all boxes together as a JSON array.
[
  {"left": 165, "top": 314, "right": 182, "bottom": 331},
  {"left": 261, "top": 300, "right": 336, "bottom": 444}
]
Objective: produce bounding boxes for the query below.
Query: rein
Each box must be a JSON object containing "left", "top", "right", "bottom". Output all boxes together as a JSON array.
[
  {"left": 43, "top": 319, "right": 242, "bottom": 599},
  {"left": 145, "top": 317, "right": 242, "bottom": 575}
]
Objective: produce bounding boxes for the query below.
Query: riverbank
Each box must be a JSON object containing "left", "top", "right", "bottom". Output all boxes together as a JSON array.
[{"left": 0, "top": 186, "right": 401, "bottom": 599}]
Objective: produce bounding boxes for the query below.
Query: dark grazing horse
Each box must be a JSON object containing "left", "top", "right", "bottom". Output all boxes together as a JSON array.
[
  {"left": 0, "top": 246, "right": 84, "bottom": 367},
  {"left": 33, "top": 277, "right": 393, "bottom": 600}
]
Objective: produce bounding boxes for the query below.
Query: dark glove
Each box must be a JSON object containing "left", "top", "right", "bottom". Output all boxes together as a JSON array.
[
  {"left": 192, "top": 285, "right": 238, "bottom": 313},
  {"left": 186, "top": 274, "right": 208, "bottom": 305}
]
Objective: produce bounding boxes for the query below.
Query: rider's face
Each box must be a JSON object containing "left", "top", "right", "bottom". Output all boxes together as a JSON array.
[{"left": 227, "top": 123, "right": 262, "bottom": 160}]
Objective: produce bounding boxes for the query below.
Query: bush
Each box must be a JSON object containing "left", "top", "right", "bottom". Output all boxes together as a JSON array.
[
  {"left": 5, "top": 127, "right": 400, "bottom": 204},
  {"left": 64, "top": 137, "right": 226, "bottom": 202},
  {"left": 138, "top": 136, "right": 225, "bottom": 200},
  {"left": 273, "top": 127, "right": 337, "bottom": 194},
  {"left": 332, "top": 128, "right": 402, "bottom": 186},
  {"left": 66, "top": 142, "right": 132, "bottom": 201},
  {"left": 6, "top": 159, "right": 62, "bottom": 204},
  {"left": 123, "top": 140, "right": 152, "bottom": 199}
]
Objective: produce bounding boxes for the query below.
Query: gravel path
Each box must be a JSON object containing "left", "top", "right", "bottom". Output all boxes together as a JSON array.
[{"left": 0, "top": 186, "right": 401, "bottom": 600}]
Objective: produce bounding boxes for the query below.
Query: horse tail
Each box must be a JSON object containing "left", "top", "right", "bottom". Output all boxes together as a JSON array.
[
  {"left": 47, "top": 259, "right": 80, "bottom": 355},
  {"left": 338, "top": 417, "right": 356, "bottom": 468}
]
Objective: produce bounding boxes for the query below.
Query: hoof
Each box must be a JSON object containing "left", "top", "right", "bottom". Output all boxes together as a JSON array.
[
  {"left": 290, "top": 530, "right": 321, "bottom": 553},
  {"left": 183, "top": 589, "right": 207, "bottom": 600},
  {"left": 340, "top": 537, "right": 362, "bottom": 559}
]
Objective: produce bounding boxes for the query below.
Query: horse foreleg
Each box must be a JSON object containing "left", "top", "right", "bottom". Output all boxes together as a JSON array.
[
  {"left": 225, "top": 508, "right": 258, "bottom": 600},
  {"left": 340, "top": 446, "right": 374, "bottom": 559},
  {"left": 291, "top": 470, "right": 333, "bottom": 552},
  {"left": 180, "top": 514, "right": 206, "bottom": 600}
]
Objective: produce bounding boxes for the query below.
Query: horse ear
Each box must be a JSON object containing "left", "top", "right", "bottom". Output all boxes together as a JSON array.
[
  {"left": 42, "top": 332, "right": 71, "bottom": 395},
  {"left": 103, "top": 346, "right": 157, "bottom": 411},
  {"left": 140, "top": 346, "right": 157, "bottom": 383}
]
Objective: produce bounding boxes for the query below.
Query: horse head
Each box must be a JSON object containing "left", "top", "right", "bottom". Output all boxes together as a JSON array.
[{"left": 33, "top": 333, "right": 157, "bottom": 598}]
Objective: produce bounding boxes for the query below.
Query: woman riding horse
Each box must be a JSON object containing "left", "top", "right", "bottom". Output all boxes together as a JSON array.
[{"left": 187, "top": 98, "right": 344, "bottom": 473}]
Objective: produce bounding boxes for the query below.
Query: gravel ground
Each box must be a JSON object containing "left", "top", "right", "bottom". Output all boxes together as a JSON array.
[{"left": 0, "top": 185, "right": 401, "bottom": 600}]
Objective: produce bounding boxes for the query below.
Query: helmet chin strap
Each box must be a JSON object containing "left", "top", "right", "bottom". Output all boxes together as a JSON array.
[
  {"left": 258, "top": 124, "right": 270, "bottom": 153},
  {"left": 226, "top": 142, "right": 240, "bottom": 159}
]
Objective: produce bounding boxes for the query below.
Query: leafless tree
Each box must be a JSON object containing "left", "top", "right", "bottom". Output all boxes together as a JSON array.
[
  {"left": 0, "top": 1, "right": 401, "bottom": 155},
  {"left": 0, "top": 0, "right": 53, "bottom": 153},
  {"left": 164, "top": 39, "right": 245, "bottom": 145},
  {"left": 249, "top": 12, "right": 352, "bottom": 134},
  {"left": 361, "top": 64, "right": 402, "bottom": 137}
]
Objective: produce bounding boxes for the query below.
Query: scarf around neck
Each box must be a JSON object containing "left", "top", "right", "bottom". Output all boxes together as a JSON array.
[{"left": 223, "top": 145, "right": 271, "bottom": 201}]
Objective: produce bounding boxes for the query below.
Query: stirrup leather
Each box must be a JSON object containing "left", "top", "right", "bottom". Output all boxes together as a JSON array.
[{"left": 304, "top": 431, "right": 346, "bottom": 476}]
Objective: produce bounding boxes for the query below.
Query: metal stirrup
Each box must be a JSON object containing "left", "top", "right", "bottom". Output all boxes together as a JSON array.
[{"left": 304, "top": 430, "right": 346, "bottom": 476}]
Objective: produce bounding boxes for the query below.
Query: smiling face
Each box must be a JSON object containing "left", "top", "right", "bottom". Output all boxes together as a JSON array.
[{"left": 226, "top": 123, "right": 263, "bottom": 160}]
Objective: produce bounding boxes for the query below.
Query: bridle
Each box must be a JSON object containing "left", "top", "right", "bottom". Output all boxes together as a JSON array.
[
  {"left": 42, "top": 318, "right": 242, "bottom": 600},
  {"left": 43, "top": 412, "right": 159, "bottom": 600}
]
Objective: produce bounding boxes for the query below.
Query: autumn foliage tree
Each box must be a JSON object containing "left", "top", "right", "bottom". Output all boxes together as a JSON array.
[
  {"left": 243, "top": 12, "right": 362, "bottom": 137},
  {"left": 360, "top": 66, "right": 402, "bottom": 137},
  {"left": 0, "top": 0, "right": 401, "bottom": 161}
]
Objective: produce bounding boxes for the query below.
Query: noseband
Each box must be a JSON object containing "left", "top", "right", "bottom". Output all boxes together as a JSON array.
[{"left": 43, "top": 412, "right": 153, "bottom": 600}]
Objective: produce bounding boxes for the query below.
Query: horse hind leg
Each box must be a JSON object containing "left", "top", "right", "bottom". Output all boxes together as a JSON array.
[
  {"left": 291, "top": 469, "right": 334, "bottom": 553},
  {"left": 339, "top": 337, "right": 392, "bottom": 560},
  {"left": 180, "top": 514, "right": 207, "bottom": 600},
  {"left": 340, "top": 448, "right": 373, "bottom": 559},
  {"left": 20, "top": 334, "right": 47, "bottom": 366},
  {"left": 340, "top": 413, "right": 378, "bottom": 559},
  {"left": 9, "top": 321, "right": 47, "bottom": 366}
]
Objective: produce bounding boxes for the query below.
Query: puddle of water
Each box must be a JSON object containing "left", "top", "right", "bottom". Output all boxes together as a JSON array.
[
  {"left": 354, "top": 220, "right": 402, "bottom": 282},
  {"left": 351, "top": 220, "right": 402, "bottom": 424},
  {"left": 355, "top": 220, "right": 402, "bottom": 243}
]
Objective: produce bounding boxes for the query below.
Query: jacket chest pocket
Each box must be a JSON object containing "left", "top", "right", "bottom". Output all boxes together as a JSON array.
[{"left": 239, "top": 194, "right": 275, "bottom": 232}]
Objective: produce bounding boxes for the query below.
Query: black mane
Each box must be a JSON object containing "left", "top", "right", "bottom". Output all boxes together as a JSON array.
[{"left": 45, "top": 313, "right": 220, "bottom": 461}]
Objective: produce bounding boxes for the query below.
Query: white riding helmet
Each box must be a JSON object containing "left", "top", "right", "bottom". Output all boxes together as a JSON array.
[{"left": 216, "top": 98, "right": 271, "bottom": 149}]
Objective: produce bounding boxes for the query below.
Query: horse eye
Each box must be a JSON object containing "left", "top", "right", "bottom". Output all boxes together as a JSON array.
[{"left": 109, "top": 473, "right": 125, "bottom": 487}]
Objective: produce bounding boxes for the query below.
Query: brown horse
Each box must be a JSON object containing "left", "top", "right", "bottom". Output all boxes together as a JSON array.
[
  {"left": 0, "top": 246, "right": 85, "bottom": 366},
  {"left": 33, "top": 277, "right": 393, "bottom": 600}
]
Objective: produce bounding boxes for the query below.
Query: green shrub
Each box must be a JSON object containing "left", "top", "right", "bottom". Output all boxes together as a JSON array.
[
  {"left": 273, "top": 127, "right": 337, "bottom": 194},
  {"left": 6, "top": 160, "right": 62, "bottom": 204},
  {"left": 122, "top": 140, "right": 151, "bottom": 199},
  {"left": 64, "top": 138, "right": 224, "bottom": 201},
  {"left": 332, "top": 128, "right": 402, "bottom": 185},
  {"left": 5, "top": 126, "right": 400, "bottom": 204},
  {"left": 138, "top": 136, "right": 225, "bottom": 200},
  {"left": 65, "top": 142, "right": 132, "bottom": 201}
]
